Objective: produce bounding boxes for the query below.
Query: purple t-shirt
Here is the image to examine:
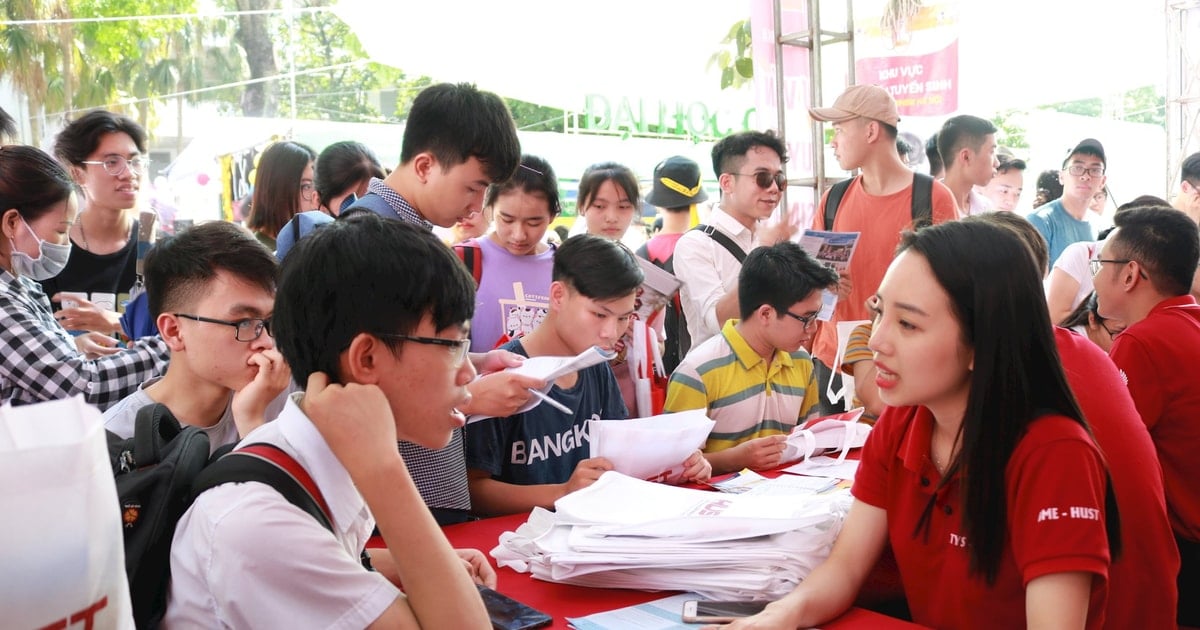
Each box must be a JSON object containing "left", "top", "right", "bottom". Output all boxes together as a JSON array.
[{"left": 469, "top": 237, "right": 555, "bottom": 352}]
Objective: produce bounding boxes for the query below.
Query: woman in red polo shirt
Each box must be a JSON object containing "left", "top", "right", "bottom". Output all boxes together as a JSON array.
[{"left": 721, "top": 220, "right": 1120, "bottom": 630}]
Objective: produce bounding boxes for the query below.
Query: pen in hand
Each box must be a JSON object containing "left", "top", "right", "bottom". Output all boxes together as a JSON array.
[{"left": 528, "top": 388, "right": 572, "bottom": 414}]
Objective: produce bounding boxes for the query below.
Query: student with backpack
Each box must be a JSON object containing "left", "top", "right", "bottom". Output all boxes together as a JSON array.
[
  {"left": 166, "top": 213, "right": 492, "bottom": 628},
  {"left": 102, "top": 221, "right": 291, "bottom": 453},
  {"left": 636, "top": 155, "right": 708, "bottom": 374},
  {"left": 453, "top": 154, "right": 560, "bottom": 352},
  {"left": 806, "top": 84, "right": 957, "bottom": 415}
]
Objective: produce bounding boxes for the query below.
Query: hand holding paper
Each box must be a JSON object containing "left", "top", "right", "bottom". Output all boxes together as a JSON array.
[
  {"left": 589, "top": 409, "right": 715, "bottom": 484},
  {"left": 466, "top": 346, "right": 615, "bottom": 423}
]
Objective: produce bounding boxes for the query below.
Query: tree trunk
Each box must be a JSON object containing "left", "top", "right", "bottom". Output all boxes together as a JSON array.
[{"left": 234, "top": 0, "right": 279, "bottom": 117}]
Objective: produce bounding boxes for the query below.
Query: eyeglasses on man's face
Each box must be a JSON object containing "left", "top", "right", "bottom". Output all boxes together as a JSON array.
[
  {"left": 174, "top": 313, "right": 272, "bottom": 342},
  {"left": 1065, "top": 164, "right": 1105, "bottom": 178},
  {"left": 375, "top": 333, "right": 471, "bottom": 366},
  {"left": 1089, "top": 258, "right": 1132, "bottom": 276},
  {"left": 730, "top": 170, "right": 787, "bottom": 190},
  {"left": 81, "top": 155, "right": 150, "bottom": 177},
  {"left": 783, "top": 309, "right": 820, "bottom": 330}
]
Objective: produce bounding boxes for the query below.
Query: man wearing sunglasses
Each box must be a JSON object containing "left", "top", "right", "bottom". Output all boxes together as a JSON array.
[
  {"left": 674, "top": 130, "right": 794, "bottom": 353},
  {"left": 103, "top": 221, "right": 291, "bottom": 453},
  {"left": 1027, "top": 138, "right": 1107, "bottom": 264},
  {"left": 664, "top": 241, "right": 838, "bottom": 475},
  {"left": 806, "top": 84, "right": 958, "bottom": 415}
]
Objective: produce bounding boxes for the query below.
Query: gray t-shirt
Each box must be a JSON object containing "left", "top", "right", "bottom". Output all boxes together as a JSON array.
[{"left": 102, "top": 376, "right": 291, "bottom": 456}]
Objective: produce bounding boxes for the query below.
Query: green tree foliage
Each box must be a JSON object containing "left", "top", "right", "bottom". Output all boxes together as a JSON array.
[
  {"left": 1040, "top": 85, "right": 1166, "bottom": 127},
  {"left": 708, "top": 19, "right": 753, "bottom": 90}
]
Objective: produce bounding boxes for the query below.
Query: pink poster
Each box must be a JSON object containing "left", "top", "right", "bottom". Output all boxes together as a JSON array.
[{"left": 852, "top": 1, "right": 960, "bottom": 118}]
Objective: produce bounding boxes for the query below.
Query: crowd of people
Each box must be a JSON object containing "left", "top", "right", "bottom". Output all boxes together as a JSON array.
[{"left": 1, "top": 79, "right": 1197, "bottom": 629}]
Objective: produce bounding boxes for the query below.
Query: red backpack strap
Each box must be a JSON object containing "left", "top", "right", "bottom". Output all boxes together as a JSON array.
[
  {"left": 452, "top": 241, "right": 484, "bottom": 285},
  {"left": 235, "top": 443, "right": 332, "bottom": 524}
]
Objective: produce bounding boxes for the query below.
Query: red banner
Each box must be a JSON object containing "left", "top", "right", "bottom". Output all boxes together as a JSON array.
[{"left": 855, "top": 39, "right": 959, "bottom": 117}]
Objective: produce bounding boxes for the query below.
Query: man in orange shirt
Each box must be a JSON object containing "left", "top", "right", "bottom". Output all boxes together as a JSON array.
[{"left": 807, "top": 85, "right": 958, "bottom": 414}]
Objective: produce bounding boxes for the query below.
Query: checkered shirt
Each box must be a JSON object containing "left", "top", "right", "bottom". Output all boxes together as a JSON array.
[
  {"left": 0, "top": 271, "right": 169, "bottom": 411},
  {"left": 365, "top": 178, "right": 433, "bottom": 231}
]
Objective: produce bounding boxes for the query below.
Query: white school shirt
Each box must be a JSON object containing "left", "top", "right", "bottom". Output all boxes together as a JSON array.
[
  {"left": 673, "top": 206, "right": 758, "bottom": 349},
  {"left": 164, "top": 394, "right": 399, "bottom": 629}
]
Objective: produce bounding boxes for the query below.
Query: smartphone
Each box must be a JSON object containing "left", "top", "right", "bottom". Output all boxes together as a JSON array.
[
  {"left": 681, "top": 599, "right": 769, "bottom": 623},
  {"left": 477, "top": 584, "right": 552, "bottom": 630}
]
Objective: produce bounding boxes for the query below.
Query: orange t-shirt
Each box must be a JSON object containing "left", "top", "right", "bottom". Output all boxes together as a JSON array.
[{"left": 811, "top": 176, "right": 958, "bottom": 366}]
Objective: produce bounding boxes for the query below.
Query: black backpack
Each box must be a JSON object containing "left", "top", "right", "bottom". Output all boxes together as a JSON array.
[
  {"left": 821, "top": 172, "right": 935, "bottom": 231},
  {"left": 109, "top": 403, "right": 332, "bottom": 628}
]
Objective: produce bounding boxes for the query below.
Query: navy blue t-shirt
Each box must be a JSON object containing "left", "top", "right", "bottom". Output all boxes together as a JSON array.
[{"left": 465, "top": 338, "right": 628, "bottom": 486}]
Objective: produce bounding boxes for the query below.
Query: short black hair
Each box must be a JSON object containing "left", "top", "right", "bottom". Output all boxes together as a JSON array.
[
  {"left": 485, "top": 154, "right": 561, "bottom": 217},
  {"left": 738, "top": 241, "right": 838, "bottom": 320},
  {"left": 315, "top": 141, "right": 384, "bottom": 211},
  {"left": 996, "top": 156, "right": 1026, "bottom": 174},
  {"left": 54, "top": 109, "right": 147, "bottom": 166},
  {"left": 925, "top": 133, "right": 943, "bottom": 177},
  {"left": 711, "top": 130, "right": 788, "bottom": 177},
  {"left": 274, "top": 212, "right": 476, "bottom": 385},
  {"left": 400, "top": 83, "right": 521, "bottom": 184},
  {"left": 144, "top": 221, "right": 278, "bottom": 318},
  {"left": 1110, "top": 205, "right": 1200, "bottom": 297},
  {"left": 936, "top": 115, "right": 997, "bottom": 170},
  {"left": 1182, "top": 151, "right": 1200, "bottom": 188},
  {"left": 1033, "top": 169, "right": 1064, "bottom": 208},
  {"left": 552, "top": 234, "right": 643, "bottom": 301}
]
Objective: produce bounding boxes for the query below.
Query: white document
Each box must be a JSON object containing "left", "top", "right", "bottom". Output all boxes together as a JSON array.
[
  {"left": 589, "top": 410, "right": 714, "bottom": 483},
  {"left": 567, "top": 593, "right": 700, "bottom": 630},
  {"left": 782, "top": 456, "right": 861, "bottom": 480},
  {"left": 466, "top": 345, "right": 616, "bottom": 423},
  {"left": 781, "top": 408, "right": 870, "bottom": 464}
]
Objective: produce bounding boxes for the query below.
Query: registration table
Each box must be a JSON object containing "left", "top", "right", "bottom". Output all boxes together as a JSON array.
[{"left": 442, "top": 511, "right": 926, "bottom": 629}]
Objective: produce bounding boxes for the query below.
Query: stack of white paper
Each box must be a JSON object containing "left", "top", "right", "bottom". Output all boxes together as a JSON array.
[{"left": 491, "top": 471, "right": 852, "bottom": 600}]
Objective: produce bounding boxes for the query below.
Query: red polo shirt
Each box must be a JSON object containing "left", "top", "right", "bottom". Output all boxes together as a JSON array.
[
  {"left": 1108, "top": 294, "right": 1200, "bottom": 542},
  {"left": 1055, "top": 326, "right": 1179, "bottom": 628},
  {"left": 853, "top": 405, "right": 1110, "bottom": 630}
]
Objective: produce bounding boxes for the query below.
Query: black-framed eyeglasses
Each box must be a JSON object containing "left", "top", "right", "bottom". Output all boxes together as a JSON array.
[
  {"left": 730, "top": 170, "right": 787, "bottom": 190},
  {"left": 173, "top": 313, "right": 272, "bottom": 342},
  {"left": 783, "top": 310, "right": 820, "bottom": 330},
  {"left": 80, "top": 156, "right": 150, "bottom": 177},
  {"left": 1089, "top": 258, "right": 1132, "bottom": 276},
  {"left": 375, "top": 333, "right": 470, "bottom": 366},
  {"left": 1097, "top": 319, "right": 1124, "bottom": 340},
  {"left": 1065, "top": 164, "right": 1105, "bottom": 178}
]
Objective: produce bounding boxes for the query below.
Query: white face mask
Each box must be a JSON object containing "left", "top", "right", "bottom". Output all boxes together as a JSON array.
[{"left": 9, "top": 218, "right": 71, "bottom": 280}]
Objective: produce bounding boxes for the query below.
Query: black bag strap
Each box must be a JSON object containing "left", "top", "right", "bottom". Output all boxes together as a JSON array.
[
  {"left": 910, "top": 172, "right": 934, "bottom": 228},
  {"left": 132, "top": 403, "right": 183, "bottom": 468},
  {"left": 191, "top": 442, "right": 333, "bottom": 533},
  {"left": 822, "top": 177, "right": 856, "bottom": 230},
  {"left": 691, "top": 224, "right": 747, "bottom": 263}
]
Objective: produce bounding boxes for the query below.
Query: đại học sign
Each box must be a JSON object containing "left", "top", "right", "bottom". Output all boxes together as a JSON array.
[{"left": 581, "top": 94, "right": 756, "bottom": 140}]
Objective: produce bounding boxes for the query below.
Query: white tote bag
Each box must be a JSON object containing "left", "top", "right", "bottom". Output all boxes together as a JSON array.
[{"left": 0, "top": 396, "right": 134, "bottom": 629}]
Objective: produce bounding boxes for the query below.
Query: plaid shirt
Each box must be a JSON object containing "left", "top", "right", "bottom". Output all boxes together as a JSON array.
[
  {"left": 362, "top": 178, "right": 470, "bottom": 511},
  {"left": 0, "top": 271, "right": 169, "bottom": 411}
]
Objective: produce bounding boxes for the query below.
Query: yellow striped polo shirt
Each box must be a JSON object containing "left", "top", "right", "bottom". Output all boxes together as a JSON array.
[{"left": 664, "top": 319, "right": 819, "bottom": 453}]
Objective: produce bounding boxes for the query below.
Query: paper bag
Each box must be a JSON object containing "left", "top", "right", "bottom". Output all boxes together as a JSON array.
[{"left": 0, "top": 396, "right": 135, "bottom": 629}]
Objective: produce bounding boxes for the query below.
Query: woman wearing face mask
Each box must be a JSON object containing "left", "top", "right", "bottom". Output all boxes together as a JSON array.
[
  {"left": 245, "top": 140, "right": 318, "bottom": 252},
  {"left": 0, "top": 145, "right": 169, "bottom": 409},
  {"left": 42, "top": 110, "right": 151, "bottom": 336}
]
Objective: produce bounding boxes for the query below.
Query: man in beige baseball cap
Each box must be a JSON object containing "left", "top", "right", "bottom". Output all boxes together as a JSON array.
[
  {"left": 808, "top": 84, "right": 901, "bottom": 127},
  {"left": 804, "top": 83, "right": 958, "bottom": 416}
]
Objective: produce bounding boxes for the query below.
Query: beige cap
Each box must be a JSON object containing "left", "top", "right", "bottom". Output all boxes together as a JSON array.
[{"left": 808, "top": 84, "right": 901, "bottom": 126}]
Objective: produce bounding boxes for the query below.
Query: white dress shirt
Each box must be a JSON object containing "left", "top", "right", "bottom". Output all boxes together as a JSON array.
[
  {"left": 672, "top": 206, "right": 757, "bottom": 349},
  {"left": 164, "top": 394, "right": 400, "bottom": 629}
]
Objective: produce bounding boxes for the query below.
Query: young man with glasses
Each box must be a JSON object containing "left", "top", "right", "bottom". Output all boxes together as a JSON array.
[
  {"left": 167, "top": 213, "right": 493, "bottom": 628},
  {"left": 1091, "top": 205, "right": 1200, "bottom": 627},
  {"left": 43, "top": 110, "right": 151, "bottom": 338},
  {"left": 664, "top": 241, "right": 838, "bottom": 474},
  {"left": 1027, "top": 138, "right": 1107, "bottom": 264},
  {"left": 103, "top": 221, "right": 291, "bottom": 453},
  {"left": 806, "top": 85, "right": 958, "bottom": 415},
  {"left": 673, "top": 130, "right": 795, "bottom": 352}
]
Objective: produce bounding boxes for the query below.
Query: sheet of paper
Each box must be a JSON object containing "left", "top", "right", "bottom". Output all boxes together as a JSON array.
[
  {"left": 800, "top": 229, "right": 859, "bottom": 321},
  {"left": 567, "top": 593, "right": 701, "bottom": 629},
  {"left": 781, "top": 456, "right": 860, "bottom": 480},
  {"left": 589, "top": 410, "right": 714, "bottom": 483},
  {"left": 466, "top": 345, "right": 616, "bottom": 422}
]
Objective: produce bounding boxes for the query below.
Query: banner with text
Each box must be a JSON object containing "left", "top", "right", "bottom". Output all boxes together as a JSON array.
[{"left": 852, "top": 0, "right": 960, "bottom": 119}]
